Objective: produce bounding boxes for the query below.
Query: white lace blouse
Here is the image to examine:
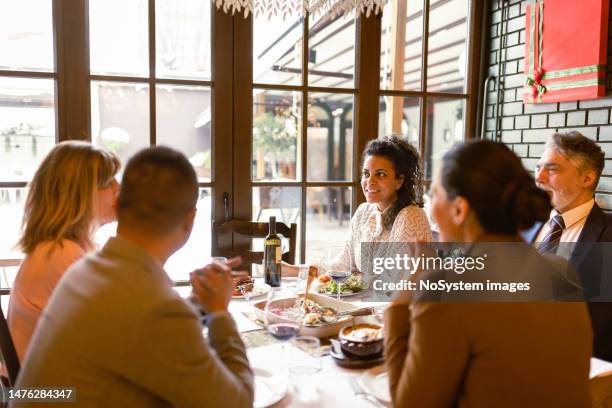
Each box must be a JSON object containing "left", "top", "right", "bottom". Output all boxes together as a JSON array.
[{"left": 316, "top": 202, "right": 432, "bottom": 273}]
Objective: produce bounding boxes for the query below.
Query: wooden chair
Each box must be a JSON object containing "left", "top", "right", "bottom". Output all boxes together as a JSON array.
[
  {"left": 0, "top": 306, "right": 19, "bottom": 387},
  {"left": 212, "top": 220, "right": 297, "bottom": 273}
]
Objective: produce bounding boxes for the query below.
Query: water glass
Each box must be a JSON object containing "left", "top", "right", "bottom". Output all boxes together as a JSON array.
[
  {"left": 296, "top": 265, "right": 310, "bottom": 293},
  {"left": 289, "top": 336, "right": 322, "bottom": 402},
  {"left": 253, "top": 263, "right": 264, "bottom": 278}
]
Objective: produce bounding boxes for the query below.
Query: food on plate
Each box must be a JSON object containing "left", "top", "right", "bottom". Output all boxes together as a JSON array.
[
  {"left": 342, "top": 324, "right": 383, "bottom": 342},
  {"left": 295, "top": 298, "right": 323, "bottom": 314},
  {"left": 303, "top": 312, "right": 321, "bottom": 325},
  {"left": 267, "top": 298, "right": 338, "bottom": 326},
  {"left": 339, "top": 323, "right": 384, "bottom": 357},
  {"left": 318, "top": 273, "right": 331, "bottom": 284},
  {"left": 232, "top": 276, "right": 254, "bottom": 296},
  {"left": 317, "top": 273, "right": 367, "bottom": 295}
]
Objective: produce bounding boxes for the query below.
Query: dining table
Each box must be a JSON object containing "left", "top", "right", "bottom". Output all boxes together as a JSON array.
[
  {"left": 178, "top": 277, "right": 612, "bottom": 408},
  {"left": 226, "top": 278, "right": 391, "bottom": 408},
  {"left": 175, "top": 277, "right": 390, "bottom": 408}
]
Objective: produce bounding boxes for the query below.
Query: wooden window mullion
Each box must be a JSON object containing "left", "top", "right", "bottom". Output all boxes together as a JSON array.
[
  {"left": 53, "top": 0, "right": 90, "bottom": 141},
  {"left": 354, "top": 13, "right": 382, "bottom": 209}
]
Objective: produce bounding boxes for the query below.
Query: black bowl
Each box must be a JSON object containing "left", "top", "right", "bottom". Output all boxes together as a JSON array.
[{"left": 338, "top": 323, "right": 384, "bottom": 357}]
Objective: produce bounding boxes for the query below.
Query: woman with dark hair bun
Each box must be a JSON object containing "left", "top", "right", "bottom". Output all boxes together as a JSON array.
[
  {"left": 384, "top": 140, "right": 592, "bottom": 407},
  {"left": 283, "top": 135, "right": 431, "bottom": 276},
  {"left": 434, "top": 139, "right": 552, "bottom": 240}
]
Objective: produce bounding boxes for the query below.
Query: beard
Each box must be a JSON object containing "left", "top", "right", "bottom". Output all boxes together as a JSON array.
[
  {"left": 535, "top": 182, "right": 552, "bottom": 195},
  {"left": 535, "top": 182, "right": 571, "bottom": 211}
]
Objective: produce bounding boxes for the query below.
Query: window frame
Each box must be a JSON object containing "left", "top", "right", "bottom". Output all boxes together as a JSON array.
[
  {"left": 0, "top": 0, "right": 485, "bottom": 271},
  {"left": 233, "top": 0, "right": 484, "bottom": 263}
]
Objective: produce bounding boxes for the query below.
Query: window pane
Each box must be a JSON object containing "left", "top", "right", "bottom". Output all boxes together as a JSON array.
[
  {"left": 253, "top": 15, "right": 302, "bottom": 85},
  {"left": 424, "top": 97, "right": 465, "bottom": 179},
  {"left": 378, "top": 96, "right": 420, "bottom": 147},
  {"left": 252, "top": 89, "right": 301, "bottom": 182},
  {"left": 0, "top": 188, "right": 27, "bottom": 259},
  {"left": 95, "top": 188, "right": 212, "bottom": 281},
  {"left": 156, "top": 0, "right": 211, "bottom": 80},
  {"left": 427, "top": 0, "right": 469, "bottom": 93},
  {"left": 380, "top": 0, "right": 423, "bottom": 91},
  {"left": 91, "top": 81, "right": 150, "bottom": 169},
  {"left": 305, "top": 187, "right": 351, "bottom": 263},
  {"left": 307, "top": 93, "right": 353, "bottom": 182},
  {"left": 0, "top": 78, "right": 55, "bottom": 182},
  {"left": 252, "top": 186, "right": 301, "bottom": 262},
  {"left": 156, "top": 85, "right": 211, "bottom": 182},
  {"left": 0, "top": 0, "right": 53, "bottom": 72},
  {"left": 166, "top": 188, "right": 212, "bottom": 281},
  {"left": 308, "top": 13, "right": 356, "bottom": 88},
  {"left": 89, "top": 0, "right": 149, "bottom": 77}
]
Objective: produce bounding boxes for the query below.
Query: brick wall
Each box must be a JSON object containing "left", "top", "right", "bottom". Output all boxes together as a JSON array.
[{"left": 484, "top": 0, "right": 612, "bottom": 211}]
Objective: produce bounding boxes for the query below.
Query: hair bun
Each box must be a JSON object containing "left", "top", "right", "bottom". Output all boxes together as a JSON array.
[{"left": 501, "top": 178, "right": 551, "bottom": 230}]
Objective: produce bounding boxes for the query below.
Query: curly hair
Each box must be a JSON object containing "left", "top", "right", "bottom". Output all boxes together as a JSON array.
[{"left": 361, "top": 135, "right": 424, "bottom": 229}]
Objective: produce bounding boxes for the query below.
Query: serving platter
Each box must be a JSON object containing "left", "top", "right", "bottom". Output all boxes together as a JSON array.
[{"left": 252, "top": 293, "right": 360, "bottom": 338}]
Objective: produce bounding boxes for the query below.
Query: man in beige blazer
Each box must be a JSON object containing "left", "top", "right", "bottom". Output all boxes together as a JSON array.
[{"left": 12, "top": 147, "right": 253, "bottom": 407}]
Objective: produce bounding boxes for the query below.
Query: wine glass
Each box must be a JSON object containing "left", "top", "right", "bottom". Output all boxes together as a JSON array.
[
  {"left": 328, "top": 270, "right": 351, "bottom": 302},
  {"left": 264, "top": 290, "right": 304, "bottom": 372}
]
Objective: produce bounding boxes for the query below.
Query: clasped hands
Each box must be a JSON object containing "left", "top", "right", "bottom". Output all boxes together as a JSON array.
[{"left": 189, "top": 256, "right": 247, "bottom": 314}]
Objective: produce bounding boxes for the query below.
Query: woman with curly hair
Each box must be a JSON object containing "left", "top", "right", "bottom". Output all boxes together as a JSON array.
[
  {"left": 284, "top": 135, "right": 432, "bottom": 275},
  {"left": 8, "top": 141, "right": 120, "bottom": 361}
]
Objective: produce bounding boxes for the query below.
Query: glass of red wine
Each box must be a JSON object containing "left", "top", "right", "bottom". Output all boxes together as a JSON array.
[
  {"left": 328, "top": 270, "right": 351, "bottom": 302},
  {"left": 264, "top": 290, "right": 304, "bottom": 372}
]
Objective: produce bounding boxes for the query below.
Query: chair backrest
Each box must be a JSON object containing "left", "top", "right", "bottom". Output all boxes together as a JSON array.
[
  {"left": 0, "top": 307, "right": 19, "bottom": 386},
  {"left": 212, "top": 220, "right": 297, "bottom": 273}
]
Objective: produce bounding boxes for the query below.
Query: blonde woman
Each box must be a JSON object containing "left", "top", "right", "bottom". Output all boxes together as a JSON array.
[{"left": 8, "top": 141, "right": 120, "bottom": 361}]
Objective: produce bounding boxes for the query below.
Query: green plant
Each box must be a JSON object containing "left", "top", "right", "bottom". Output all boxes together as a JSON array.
[{"left": 253, "top": 110, "right": 297, "bottom": 163}]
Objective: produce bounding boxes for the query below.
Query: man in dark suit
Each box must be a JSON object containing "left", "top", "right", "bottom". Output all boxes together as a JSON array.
[{"left": 526, "top": 131, "right": 612, "bottom": 362}]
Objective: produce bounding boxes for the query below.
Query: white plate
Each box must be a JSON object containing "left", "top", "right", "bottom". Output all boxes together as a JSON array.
[
  {"left": 232, "top": 283, "right": 271, "bottom": 299},
  {"left": 253, "top": 367, "right": 287, "bottom": 408},
  {"left": 315, "top": 279, "right": 367, "bottom": 298},
  {"left": 590, "top": 357, "right": 612, "bottom": 379},
  {"left": 320, "top": 290, "right": 364, "bottom": 298},
  {"left": 358, "top": 364, "right": 391, "bottom": 404}
]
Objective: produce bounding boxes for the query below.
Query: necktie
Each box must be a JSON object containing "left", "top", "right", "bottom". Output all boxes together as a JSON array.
[{"left": 537, "top": 215, "right": 565, "bottom": 255}]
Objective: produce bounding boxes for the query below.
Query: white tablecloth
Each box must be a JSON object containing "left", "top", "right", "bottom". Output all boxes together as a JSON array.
[
  {"left": 178, "top": 285, "right": 612, "bottom": 408},
  {"left": 247, "top": 342, "right": 387, "bottom": 408},
  {"left": 229, "top": 294, "right": 390, "bottom": 408}
]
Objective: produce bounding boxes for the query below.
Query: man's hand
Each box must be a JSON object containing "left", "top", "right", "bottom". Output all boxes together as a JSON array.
[{"left": 189, "top": 257, "right": 246, "bottom": 314}]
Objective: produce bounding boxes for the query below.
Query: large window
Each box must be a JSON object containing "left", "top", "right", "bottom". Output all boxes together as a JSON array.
[
  {"left": 0, "top": 1, "right": 56, "bottom": 300},
  {"left": 0, "top": 1, "right": 55, "bottom": 264},
  {"left": 251, "top": 13, "right": 356, "bottom": 264},
  {"left": 89, "top": 0, "right": 213, "bottom": 280},
  {"left": 379, "top": 0, "right": 470, "bottom": 178}
]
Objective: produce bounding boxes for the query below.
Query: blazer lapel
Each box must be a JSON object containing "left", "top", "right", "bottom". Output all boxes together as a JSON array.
[{"left": 570, "top": 204, "right": 605, "bottom": 270}]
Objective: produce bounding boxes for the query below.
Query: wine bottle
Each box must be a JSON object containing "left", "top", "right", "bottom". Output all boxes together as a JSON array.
[{"left": 264, "top": 216, "right": 282, "bottom": 287}]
